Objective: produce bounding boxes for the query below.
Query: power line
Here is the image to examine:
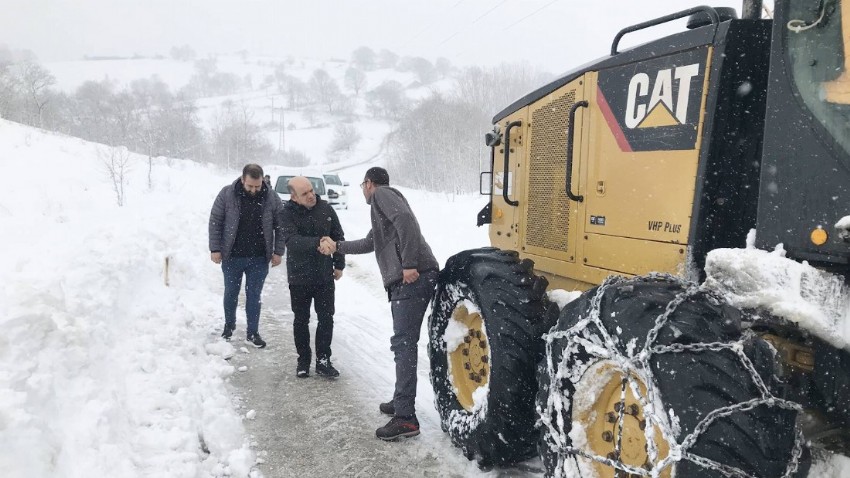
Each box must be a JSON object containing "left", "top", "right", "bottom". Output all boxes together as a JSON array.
[
  {"left": 501, "top": 0, "right": 560, "bottom": 31},
  {"left": 400, "top": 0, "right": 469, "bottom": 48},
  {"left": 470, "top": 0, "right": 510, "bottom": 25},
  {"left": 435, "top": 0, "right": 509, "bottom": 47}
]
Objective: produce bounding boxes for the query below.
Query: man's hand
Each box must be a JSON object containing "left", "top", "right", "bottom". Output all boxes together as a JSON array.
[
  {"left": 271, "top": 254, "right": 282, "bottom": 267},
  {"left": 333, "top": 269, "right": 343, "bottom": 280},
  {"left": 402, "top": 268, "right": 419, "bottom": 284},
  {"left": 318, "top": 236, "right": 337, "bottom": 255},
  {"left": 211, "top": 252, "right": 222, "bottom": 264}
]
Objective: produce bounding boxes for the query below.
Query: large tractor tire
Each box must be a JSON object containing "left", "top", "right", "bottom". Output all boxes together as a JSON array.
[
  {"left": 537, "top": 275, "right": 810, "bottom": 478},
  {"left": 428, "top": 248, "right": 557, "bottom": 466}
]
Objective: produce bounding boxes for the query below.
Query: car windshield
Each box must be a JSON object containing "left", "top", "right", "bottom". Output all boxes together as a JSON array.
[
  {"left": 274, "top": 176, "right": 325, "bottom": 196},
  {"left": 324, "top": 174, "right": 342, "bottom": 185},
  {"left": 786, "top": 0, "right": 850, "bottom": 157}
]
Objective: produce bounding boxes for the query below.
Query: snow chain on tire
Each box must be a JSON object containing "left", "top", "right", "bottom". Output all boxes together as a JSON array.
[
  {"left": 429, "top": 247, "right": 557, "bottom": 467},
  {"left": 537, "top": 274, "right": 809, "bottom": 478}
]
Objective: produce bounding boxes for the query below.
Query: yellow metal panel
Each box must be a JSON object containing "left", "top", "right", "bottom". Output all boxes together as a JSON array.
[
  {"left": 489, "top": 109, "right": 528, "bottom": 251},
  {"left": 520, "top": 76, "right": 586, "bottom": 262},
  {"left": 583, "top": 49, "right": 713, "bottom": 246},
  {"left": 583, "top": 233, "right": 687, "bottom": 276},
  {"left": 525, "top": 252, "right": 610, "bottom": 292}
]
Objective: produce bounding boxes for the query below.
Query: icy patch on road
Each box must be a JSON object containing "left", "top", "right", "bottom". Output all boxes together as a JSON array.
[{"left": 704, "top": 247, "right": 850, "bottom": 350}]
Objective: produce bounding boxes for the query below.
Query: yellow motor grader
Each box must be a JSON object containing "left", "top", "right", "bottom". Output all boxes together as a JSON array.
[{"left": 428, "top": 1, "right": 850, "bottom": 476}]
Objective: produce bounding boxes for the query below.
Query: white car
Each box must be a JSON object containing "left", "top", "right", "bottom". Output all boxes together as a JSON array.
[
  {"left": 274, "top": 175, "right": 327, "bottom": 203},
  {"left": 322, "top": 173, "right": 349, "bottom": 209}
]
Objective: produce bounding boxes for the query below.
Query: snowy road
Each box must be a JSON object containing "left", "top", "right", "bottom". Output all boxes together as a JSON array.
[{"left": 225, "top": 264, "right": 544, "bottom": 477}]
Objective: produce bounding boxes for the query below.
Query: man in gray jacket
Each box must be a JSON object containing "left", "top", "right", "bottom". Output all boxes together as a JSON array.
[
  {"left": 319, "top": 167, "right": 438, "bottom": 441},
  {"left": 209, "top": 164, "right": 285, "bottom": 348}
]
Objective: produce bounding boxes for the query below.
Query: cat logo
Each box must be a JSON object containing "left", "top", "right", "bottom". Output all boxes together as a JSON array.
[
  {"left": 625, "top": 64, "right": 700, "bottom": 129},
  {"left": 597, "top": 47, "right": 707, "bottom": 151}
]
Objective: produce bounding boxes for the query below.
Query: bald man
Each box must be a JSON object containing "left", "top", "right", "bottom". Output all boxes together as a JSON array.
[{"left": 280, "top": 176, "right": 346, "bottom": 378}]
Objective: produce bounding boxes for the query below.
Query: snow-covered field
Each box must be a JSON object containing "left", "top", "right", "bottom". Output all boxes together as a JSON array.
[{"left": 0, "top": 118, "right": 490, "bottom": 477}]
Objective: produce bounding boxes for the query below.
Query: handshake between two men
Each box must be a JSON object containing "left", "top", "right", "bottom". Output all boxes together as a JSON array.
[
  {"left": 318, "top": 237, "right": 343, "bottom": 281},
  {"left": 318, "top": 236, "right": 420, "bottom": 284},
  {"left": 318, "top": 236, "right": 337, "bottom": 256}
]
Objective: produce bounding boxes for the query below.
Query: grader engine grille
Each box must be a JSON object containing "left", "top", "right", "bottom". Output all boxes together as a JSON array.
[{"left": 526, "top": 90, "right": 575, "bottom": 253}]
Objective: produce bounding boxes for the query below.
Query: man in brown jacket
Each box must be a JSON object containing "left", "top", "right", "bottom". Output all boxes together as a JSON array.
[{"left": 319, "top": 167, "right": 438, "bottom": 440}]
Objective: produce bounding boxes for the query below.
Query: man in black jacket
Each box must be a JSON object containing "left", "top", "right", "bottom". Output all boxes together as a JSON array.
[
  {"left": 281, "top": 176, "right": 345, "bottom": 378},
  {"left": 208, "top": 164, "right": 285, "bottom": 348}
]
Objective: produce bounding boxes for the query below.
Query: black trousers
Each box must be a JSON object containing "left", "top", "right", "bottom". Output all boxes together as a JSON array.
[{"left": 289, "top": 282, "right": 335, "bottom": 364}]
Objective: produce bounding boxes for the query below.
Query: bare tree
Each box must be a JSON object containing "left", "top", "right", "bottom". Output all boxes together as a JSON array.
[
  {"left": 303, "top": 107, "right": 317, "bottom": 127},
  {"left": 281, "top": 74, "right": 308, "bottom": 109},
  {"left": 273, "top": 148, "right": 311, "bottom": 167},
  {"left": 387, "top": 63, "right": 552, "bottom": 194},
  {"left": 185, "top": 57, "right": 241, "bottom": 97},
  {"left": 100, "top": 145, "right": 133, "bottom": 206},
  {"left": 378, "top": 49, "right": 399, "bottom": 69},
  {"left": 169, "top": 45, "right": 196, "bottom": 61},
  {"left": 210, "top": 100, "right": 272, "bottom": 168},
  {"left": 0, "top": 45, "right": 13, "bottom": 66},
  {"left": 388, "top": 94, "right": 487, "bottom": 194},
  {"left": 435, "top": 57, "right": 453, "bottom": 78},
  {"left": 366, "top": 80, "right": 408, "bottom": 119},
  {"left": 351, "top": 46, "right": 376, "bottom": 71},
  {"left": 334, "top": 94, "right": 356, "bottom": 117},
  {"left": 0, "top": 63, "right": 20, "bottom": 120},
  {"left": 329, "top": 123, "right": 361, "bottom": 153},
  {"left": 308, "top": 69, "right": 340, "bottom": 113},
  {"left": 273, "top": 62, "right": 287, "bottom": 92},
  {"left": 344, "top": 67, "right": 367, "bottom": 96},
  {"left": 19, "top": 61, "right": 55, "bottom": 127},
  {"left": 404, "top": 57, "right": 437, "bottom": 85},
  {"left": 454, "top": 62, "right": 552, "bottom": 115},
  {"left": 70, "top": 79, "right": 119, "bottom": 144}
]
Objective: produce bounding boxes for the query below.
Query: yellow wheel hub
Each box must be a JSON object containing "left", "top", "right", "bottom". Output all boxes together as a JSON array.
[
  {"left": 448, "top": 304, "right": 490, "bottom": 411},
  {"left": 578, "top": 363, "right": 671, "bottom": 477}
]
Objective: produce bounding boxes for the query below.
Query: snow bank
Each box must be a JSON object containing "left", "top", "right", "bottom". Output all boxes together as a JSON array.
[
  {"left": 0, "top": 120, "right": 255, "bottom": 477},
  {"left": 704, "top": 246, "right": 850, "bottom": 350},
  {"left": 547, "top": 289, "right": 582, "bottom": 310}
]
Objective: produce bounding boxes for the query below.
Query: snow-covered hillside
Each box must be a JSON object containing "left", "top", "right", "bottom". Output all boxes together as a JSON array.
[
  {"left": 0, "top": 117, "right": 491, "bottom": 477},
  {"left": 43, "top": 54, "right": 453, "bottom": 171},
  {"left": 0, "top": 120, "right": 257, "bottom": 476}
]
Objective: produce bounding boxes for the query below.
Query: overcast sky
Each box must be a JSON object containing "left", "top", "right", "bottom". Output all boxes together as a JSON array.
[{"left": 3, "top": 0, "right": 755, "bottom": 72}]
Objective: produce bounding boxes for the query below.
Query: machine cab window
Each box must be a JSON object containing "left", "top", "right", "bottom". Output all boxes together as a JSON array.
[{"left": 787, "top": 0, "right": 850, "bottom": 157}]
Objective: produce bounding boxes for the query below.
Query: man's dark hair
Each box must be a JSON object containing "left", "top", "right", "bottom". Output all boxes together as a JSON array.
[
  {"left": 364, "top": 166, "right": 390, "bottom": 186},
  {"left": 242, "top": 163, "right": 264, "bottom": 180}
]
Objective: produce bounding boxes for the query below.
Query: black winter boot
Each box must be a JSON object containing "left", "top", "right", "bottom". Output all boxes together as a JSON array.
[
  {"left": 315, "top": 358, "right": 340, "bottom": 377},
  {"left": 379, "top": 401, "right": 395, "bottom": 416}
]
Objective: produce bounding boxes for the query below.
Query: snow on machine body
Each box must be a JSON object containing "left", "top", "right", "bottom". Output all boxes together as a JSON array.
[{"left": 429, "top": 1, "right": 850, "bottom": 476}]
